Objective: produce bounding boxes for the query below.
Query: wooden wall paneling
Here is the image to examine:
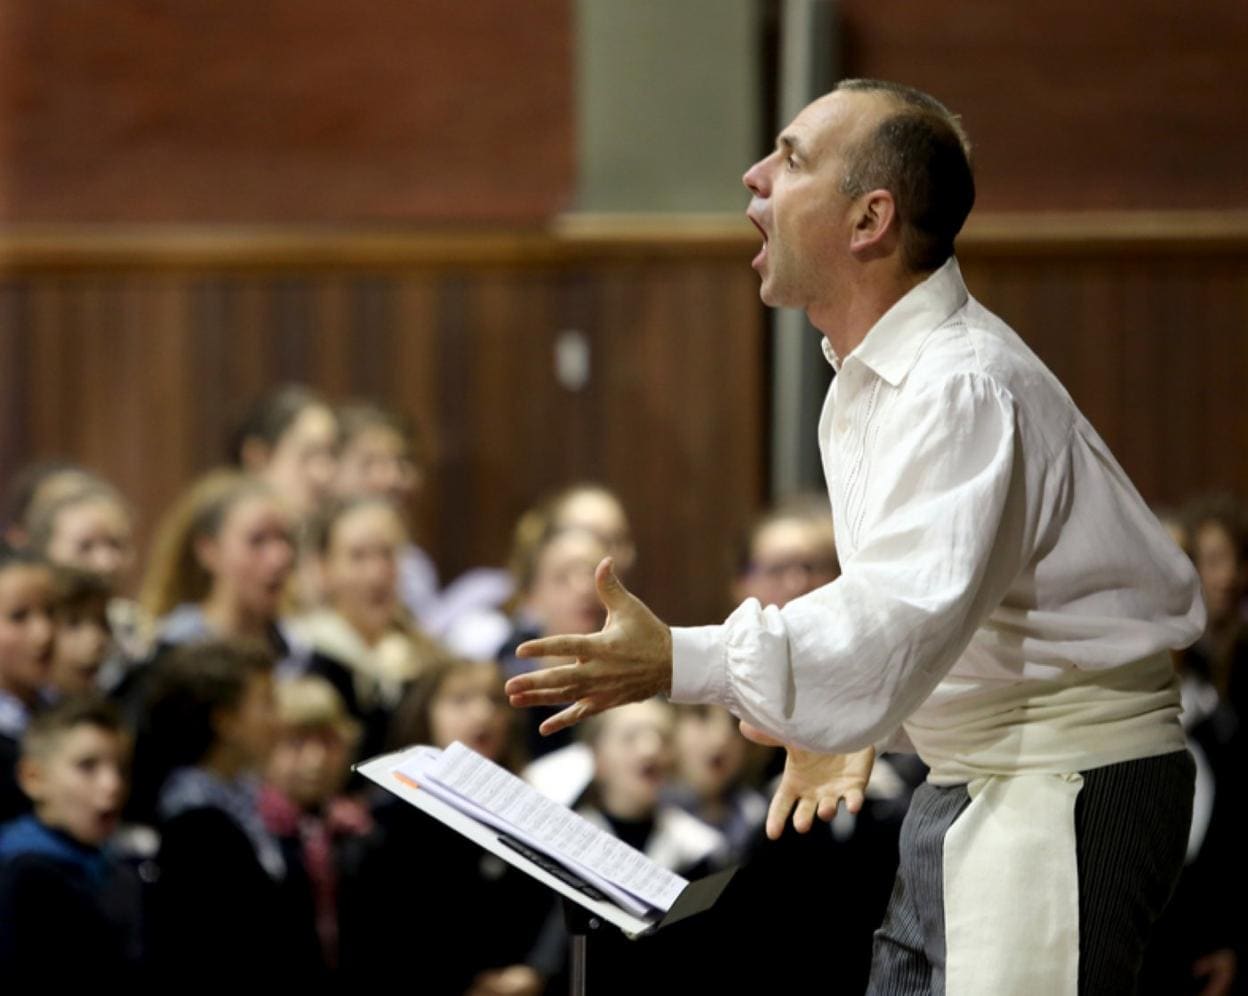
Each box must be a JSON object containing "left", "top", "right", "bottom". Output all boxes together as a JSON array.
[
  {"left": 269, "top": 278, "right": 319, "bottom": 382},
  {"left": 710, "top": 260, "right": 770, "bottom": 615},
  {"left": 584, "top": 256, "right": 767, "bottom": 625},
  {"left": 186, "top": 277, "right": 239, "bottom": 471},
  {"left": 1116, "top": 262, "right": 1170, "bottom": 503},
  {"left": 1157, "top": 264, "right": 1208, "bottom": 503},
  {"left": 311, "top": 278, "right": 353, "bottom": 400},
  {"left": 622, "top": 262, "right": 691, "bottom": 618},
  {"left": 604, "top": 262, "right": 693, "bottom": 619},
  {"left": 0, "top": 283, "right": 32, "bottom": 492},
  {"left": 25, "top": 278, "right": 72, "bottom": 452},
  {"left": 7, "top": 220, "right": 1245, "bottom": 624},
  {"left": 390, "top": 275, "right": 444, "bottom": 563},
  {"left": 961, "top": 249, "right": 1248, "bottom": 510},
  {"left": 346, "top": 278, "right": 399, "bottom": 399},
  {"left": 1069, "top": 264, "right": 1124, "bottom": 450},
  {"left": 122, "top": 279, "right": 185, "bottom": 528},
  {"left": 219, "top": 280, "right": 276, "bottom": 438},
  {"left": 76, "top": 280, "right": 123, "bottom": 468},
  {"left": 1205, "top": 262, "right": 1248, "bottom": 494},
  {"left": 468, "top": 267, "right": 530, "bottom": 571},
  {"left": 427, "top": 273, "right": 477, "bottom": 577},
  {"left": 670, "top": 261, "right": 736, "bottom": 622},
  {"left": 460, "top": 269, "right": 567, "bottom": 575}
]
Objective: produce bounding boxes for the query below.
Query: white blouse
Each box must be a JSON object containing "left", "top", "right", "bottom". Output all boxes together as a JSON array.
[{"left": 671, "top": 257, "right": 1205, "bottom": 756}]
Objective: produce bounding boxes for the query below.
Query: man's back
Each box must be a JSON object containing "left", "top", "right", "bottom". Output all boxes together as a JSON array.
[{"left": 822, "top": 258, "right": 1203, "bottom": 694}]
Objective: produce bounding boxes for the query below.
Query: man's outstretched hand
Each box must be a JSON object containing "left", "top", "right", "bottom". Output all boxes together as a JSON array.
[
  {"left": 505, "top": 558, "right": 673, "bottom": 737},
  {"left": 740, "top": 721, "right": 875, "bottom": 840}
]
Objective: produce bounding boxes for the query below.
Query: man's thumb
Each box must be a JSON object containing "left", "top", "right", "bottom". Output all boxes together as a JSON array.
[{"left": 595, "top": 557, "right": 629, "bottom": 608}]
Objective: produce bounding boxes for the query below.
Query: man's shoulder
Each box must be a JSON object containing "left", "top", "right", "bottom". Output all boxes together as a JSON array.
[{"left": 910, "top": 296, "right": 1075, "bottom": 422}]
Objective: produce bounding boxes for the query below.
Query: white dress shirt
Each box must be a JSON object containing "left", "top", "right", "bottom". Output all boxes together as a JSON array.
[{"left": 671, "top": 257, "right": 1205, "bottom": 758}]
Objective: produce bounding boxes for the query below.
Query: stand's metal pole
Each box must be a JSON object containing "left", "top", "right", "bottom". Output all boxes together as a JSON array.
[
  {"left": 569, "top": 932, "right": 588, "bottom": 996},
  {"left": 562, "top": 898, "right": 600, "bottom": 996},
  {"left": 566, "top": 903, "right": 604, "bottom": 996}
]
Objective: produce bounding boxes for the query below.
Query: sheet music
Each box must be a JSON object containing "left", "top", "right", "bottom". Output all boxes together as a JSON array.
[
  {"left": 397, "top": 741, "right": 688, "bottom": 914},
  {"left": 397, "top": 747, "right": 652, "bottom": 916}
]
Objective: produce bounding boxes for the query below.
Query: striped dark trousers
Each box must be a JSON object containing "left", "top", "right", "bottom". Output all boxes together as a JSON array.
[{"left": 868, "top": 750, "right": 1195, "bottom": 995}]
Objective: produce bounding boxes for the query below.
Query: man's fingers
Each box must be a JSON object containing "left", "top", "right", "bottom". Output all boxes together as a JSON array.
[
  {"left": 766, "top": 786, "right": 796, "bottom": 841},
  {"left": 816, "top": 796, "right": 841, "bottom": 823},
  {"left": 505, "top": 664, "right": 582, "bottom": 696},
  {"left": 507, "top": 687, "right": 577, "bottom": 708},
  {"left": 738, "top": 720, "right": 785, "bottom": 748},
  {"left": 515, "top": 635, "right": 600, "bottom": 660},
  {"left": 843, "top": 788, "right": 866, "bottom": 815},
  {"left": 594, "top": 557, "right": 631, "bottom": 609},
  {"left": 538, "top": 700, "right": 593, "bottom": 737}
]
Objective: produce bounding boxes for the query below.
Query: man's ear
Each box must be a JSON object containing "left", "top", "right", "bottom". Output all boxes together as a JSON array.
[{"left": 849, "top": 189, "right": 899, "bottom": 258}]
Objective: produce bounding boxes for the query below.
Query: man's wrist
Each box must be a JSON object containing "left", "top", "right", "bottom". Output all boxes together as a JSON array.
[
  {"left": 660, "top": 624, "right": 674, "bottom": 696},
  {"left": 668, "top": 624, "right": 728, "bottom": 705}
]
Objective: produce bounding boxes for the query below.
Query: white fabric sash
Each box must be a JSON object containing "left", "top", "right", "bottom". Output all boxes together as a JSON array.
[{"left": 905, "top": 653, "right": 1185, "bottom": 995}]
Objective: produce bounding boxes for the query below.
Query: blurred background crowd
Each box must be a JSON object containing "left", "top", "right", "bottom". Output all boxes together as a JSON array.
[{"left": 0, "top": 389, "right": 1245, "bottom": 993}]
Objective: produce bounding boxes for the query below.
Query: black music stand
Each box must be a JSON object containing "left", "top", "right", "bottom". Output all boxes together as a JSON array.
[{"left": 355, "top": 746, "right": 736, "bottom": 996}]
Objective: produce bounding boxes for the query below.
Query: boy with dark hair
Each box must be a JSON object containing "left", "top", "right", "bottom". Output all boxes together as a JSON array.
[
  {"left": 148, "top": 639, "right": 323, "bottom": 985},
  {"left": 0, "top": 695, "right": 143, "bottom": 983}
]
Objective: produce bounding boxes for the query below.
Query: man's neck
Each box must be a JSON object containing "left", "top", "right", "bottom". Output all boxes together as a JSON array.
[{"left": 810, "top": 264, "right": 930, "bottom": 362}]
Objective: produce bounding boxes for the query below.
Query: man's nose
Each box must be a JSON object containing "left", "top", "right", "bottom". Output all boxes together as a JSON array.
[{"left": 743, "top": 156, "right": 769, "bottom": 196}]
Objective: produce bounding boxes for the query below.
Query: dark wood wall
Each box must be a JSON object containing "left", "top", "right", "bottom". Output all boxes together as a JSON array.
[
  {"left": 2, "top": 217, "right": 1247, "bottom": 625},
  {"left": 959, "top": 219, "right": 1248, "bottom": 504},
  {"left": 0, "top": 228, "right": 767, "bottom": 625}
]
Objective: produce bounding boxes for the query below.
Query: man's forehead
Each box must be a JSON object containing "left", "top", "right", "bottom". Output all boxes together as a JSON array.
[{"left": 781, "top": 89, "right": 892, "bottom": 153}]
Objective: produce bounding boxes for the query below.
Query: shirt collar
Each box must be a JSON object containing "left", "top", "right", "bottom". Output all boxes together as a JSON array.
[
  {"left": 823, "top": 256, "right": 968, "bottom": 386},
  {"left": 820, "top": 337, "right": 841, "bottom": 370}
]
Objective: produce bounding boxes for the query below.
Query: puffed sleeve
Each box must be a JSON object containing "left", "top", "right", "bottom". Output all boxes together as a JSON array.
[{"left": 671, "top": 372, "right": 1029, "bottom": 754}]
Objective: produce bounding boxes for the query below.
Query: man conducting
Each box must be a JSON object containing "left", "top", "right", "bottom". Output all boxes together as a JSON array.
[{"left": 506, "top": 79, "right": 1203, "bottom": 994}]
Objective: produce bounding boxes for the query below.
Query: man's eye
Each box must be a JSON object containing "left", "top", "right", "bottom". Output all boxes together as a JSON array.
[{"left": 786, "top": 155, "right": 798, "bottom": 170}]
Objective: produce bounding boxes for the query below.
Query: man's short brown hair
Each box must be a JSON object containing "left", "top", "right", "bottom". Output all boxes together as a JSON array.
[{"left": 834, "top": 79, "right": 975, "bottom": 273}]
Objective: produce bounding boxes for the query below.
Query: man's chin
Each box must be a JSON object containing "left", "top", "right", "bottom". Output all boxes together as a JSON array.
[{"left": 758, "top": 280, "right": 791, "bottom": 309}]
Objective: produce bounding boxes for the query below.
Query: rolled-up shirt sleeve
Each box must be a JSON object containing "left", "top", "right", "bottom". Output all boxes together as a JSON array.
[{"left": 671, "top": 372, "right": 1031, "bottom": 754}]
